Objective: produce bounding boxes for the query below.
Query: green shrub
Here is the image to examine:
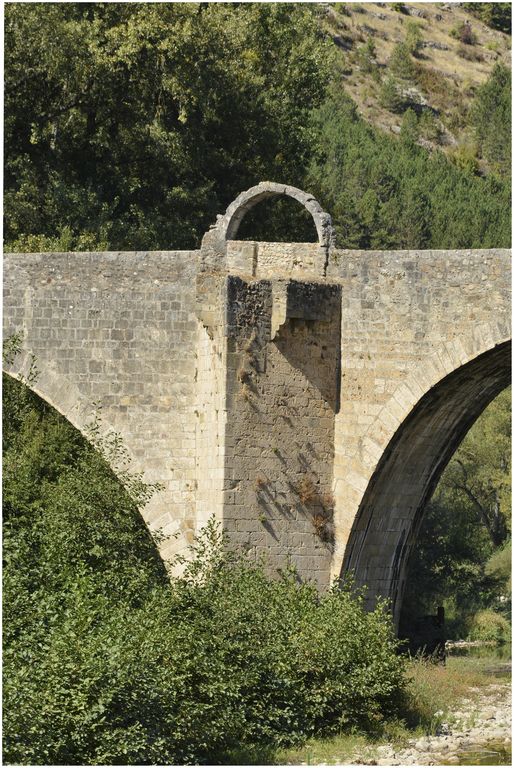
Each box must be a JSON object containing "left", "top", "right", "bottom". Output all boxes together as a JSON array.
[
  {"left": 334, "top": 2, "right": 350, "bottom": 16},
  {"left": 355, "top": 39, "right": 378, "bottom": 74},
  {"left": 400, "top": 108, "right": 419, "bottom": 143},
  {"left": 379, "top": 76, "right": 404, "bottom": 113},
  {"left": 485, "top": 540, "right": 512, "bottom": 594},
  {"left": 418, "top": 110, "right": 442, "bottom": 143},
  {"left": 468, "top": 610, "right": 511, "bottom": 644},
  {"left": 3, "top": 378, "right": 406, "bottom": 765},
  {"left": 450, "top": 143, "right": 480, "bottom": 175},
  {"left": 389, "top": 43, "right": 416, "bottom": 82},
  {"left": 405, "top": 21, "right": 424, "bottom": 57}
]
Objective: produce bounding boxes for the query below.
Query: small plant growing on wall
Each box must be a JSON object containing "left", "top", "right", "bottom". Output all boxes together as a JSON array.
[
  {"left": 321, "top": 492, "right": 335, "bottom": 511},
  {"left": 311, "top": 512, "right": 334, "bottom": 544},
  {"left": 238, "top": 382, "right": 251, "bottom": 402},
  {"left": 237, "top": 364, "right": 251, "bottom": 385},
  {"left": 297, "top": 475, "right": 317, "bottom": 505}
]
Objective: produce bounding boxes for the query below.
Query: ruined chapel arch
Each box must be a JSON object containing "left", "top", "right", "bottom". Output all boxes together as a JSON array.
[
  {"left": 339, "top": 339, "right": 511, "bottom": 629},
  {"left": 200, "top": 182, "right": 335, "bottom": 264},
  {"left": 223, "top": 182, "right": 334, "bottom": 246}
]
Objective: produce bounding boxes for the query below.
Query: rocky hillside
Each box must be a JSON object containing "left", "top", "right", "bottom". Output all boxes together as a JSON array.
[{"left": 321, "top": 2, "right": 511, "bottom": 168}]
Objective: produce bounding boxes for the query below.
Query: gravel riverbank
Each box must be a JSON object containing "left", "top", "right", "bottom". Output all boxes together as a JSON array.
[{"left": 358, "top": 682, "right": 512, "bottom": 766}]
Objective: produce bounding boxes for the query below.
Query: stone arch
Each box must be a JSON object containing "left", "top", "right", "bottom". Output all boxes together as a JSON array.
[
  {"left": 223, "top": 182, "right": 334, "bottom": 246},
  {"left": 3, "top": 349, "right": 119, "bottom": 449},
  {"left": 339, "top": 339, "right": 511, "bottom": 628},
  {"left": 201, "top": 182, "right": 335, "bottom": 264},
  {"left": 355, "top": 323, "right": 511, "bottom": 480}
]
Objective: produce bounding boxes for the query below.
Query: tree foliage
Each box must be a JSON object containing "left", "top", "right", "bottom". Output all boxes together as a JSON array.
[
  {"left": 4, "top": 3, "right": 333, "bottom": 250},
  {"left": 462, "top": 3, "right": 512, "bottom": 34},
  {"left": 470, "top": 63, "right": 511, "bottom": 176},
  {"left": 308, "top": 87, "right": 510, "bottom": 249},
  {"left": 4, "top": 3, "right": 511, "bottom": 252}
]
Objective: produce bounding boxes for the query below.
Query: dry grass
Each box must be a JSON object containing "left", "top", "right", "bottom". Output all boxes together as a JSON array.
[
  {"left": 321, "top": 1, "right": 510, "bottom": 153},
  {"left": 297, "top": 475, "right": 317, "bottom": 505},
  {"left": 401, "top": 654, "right": 496, "bottom": 731}
]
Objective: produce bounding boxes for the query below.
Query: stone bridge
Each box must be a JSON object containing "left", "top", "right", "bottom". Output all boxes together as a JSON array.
[{"left": 4, "top": 182, "right": 511, "bottom": 626}]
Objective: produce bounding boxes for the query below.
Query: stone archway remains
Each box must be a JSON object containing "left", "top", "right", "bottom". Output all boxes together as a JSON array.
[{"left": 200, "top": 182, "right": 335, "bottom": 273}]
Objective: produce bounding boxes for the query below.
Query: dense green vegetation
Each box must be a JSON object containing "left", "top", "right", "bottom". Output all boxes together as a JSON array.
[
  {"left": 470, "top": 63, "right": 512, "bottom": 176},
  {"left": 4, "top": 353, "right": 404, "bottom": 765},
  {"left": 463, "top": 3, "right": 511, "bottom": 34},
  {"left": 4, "top": 3, "right": 333, "bottom": 250},
  {"left": 4, "top": 3, "right": 511, "bottom": 251},
  {"left": 308, "top": 83, "right": 510, "bottom": 249},
  {"left": 401, "top": 389, "right": 511, "bottom": 641}
]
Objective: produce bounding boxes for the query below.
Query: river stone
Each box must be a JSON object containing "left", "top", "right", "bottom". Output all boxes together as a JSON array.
[
  {"left": 488, "top": 729, "right": 509, "bottom": 739},
  {"left": 376, "top": 745, "right": 393, "bottom": 755}
]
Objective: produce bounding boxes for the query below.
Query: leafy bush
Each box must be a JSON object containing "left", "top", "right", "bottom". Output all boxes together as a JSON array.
[
  {"left": 3, "top": 377, "right": 406, "bottom": 765},
  {"left": 468, "top": 610, "right": 511, "bottom": 644},
  {"left": 485, "top": 540, "right": 512, "bottom": 594},
  {"left": 4, "top": 3, "right": 335, "bottom": 250}
]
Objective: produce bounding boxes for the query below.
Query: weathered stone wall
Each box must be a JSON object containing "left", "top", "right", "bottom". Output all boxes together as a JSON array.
[
  {"left": 3, "top": 250, "right": 200, "bottom": 563},
  {"left": 220, "top": 276, "right": 341, "bottom": 587},
  {"left": 226, "top": 240, "right": 326, "bottom": 279},
  {"left": 326, "top": 248, "right": 511, "bottom": 623}
]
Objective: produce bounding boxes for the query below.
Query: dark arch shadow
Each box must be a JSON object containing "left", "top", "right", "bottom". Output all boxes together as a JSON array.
[
  {"left": 235, "top": 195, "right": 319, "bottom": 243},
  {"left": 340, "top": 340, "right": 511, "bottom": 629}
]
